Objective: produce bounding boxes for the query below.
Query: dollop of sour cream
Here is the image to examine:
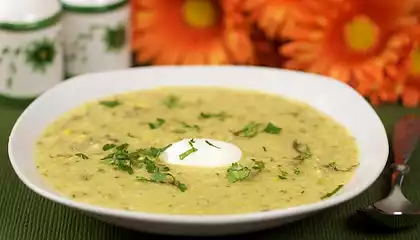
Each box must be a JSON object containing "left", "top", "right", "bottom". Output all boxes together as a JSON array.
[{"left": 160, "top": 138, "right": 242, "bottom": 167}]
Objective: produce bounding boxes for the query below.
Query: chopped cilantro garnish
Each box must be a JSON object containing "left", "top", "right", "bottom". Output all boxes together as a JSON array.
[
  {"left": 278, "top": 170, "right": 288, "bottom": 180},
  {"left": 179, "top": 139, "right": 197, "bottom": 160},
  {"left": 263, "top": 146, "right": 267, "bottom": 152},
  {"left": 101, "top": 142, "right": 185, "bottom": 191},
  {"left": 263, "top": 122, "right": 282, "bottom": 134},
  {"left": 137, "top": 173, "right": 187, "bottom": 192},
  {"left": 75, "top": 153, "right": 89, "bottom": 159},
  {"left": 226, "top": 160, "right": 265, "bottom": 183},
  {"left": 227, "top": 163, "right": 251, "bottom": 183},
  {"left": 233, "top": 122, "right": 262, "bottom": 138},
  {"left": 179, "top": 121, "right": 200, "bottom": 132},
  {"left": 321, "top": 185, "right": 344, "bottom": 199},
  {"left": 102, "top": 143, "right": 116, "bottom": 151},
  {"left": 199, "top": 112, "right": 231, "bottom": 121},
  {"left": 163, "top": 95, "right": 181, "bottom": 109},
  {"left": 293, "top": 140, "right": 312, "bottom": 162},
  {"left": 294, "top": 167, "right": 301, "bottom": 175},
  {"left": 205, "top": 140, "right": 220, "bottom": 149},
  {"left": 101, "top": 143, "right": 169, "bottom": 174},
  {"left": 251, "top": 159, "right": 265, "bottom": 171},
  {"left": 148, "top": 118, "right": 166, "bottom": 129},
  {"left": 324, "top": 162, "right": 359, "bottom": 172},
  {"left": 99, "top": 100, "right": 121, "bottom": 108},
  {"left": 138, "top": 144, "right": 172, "bottom": 158}
]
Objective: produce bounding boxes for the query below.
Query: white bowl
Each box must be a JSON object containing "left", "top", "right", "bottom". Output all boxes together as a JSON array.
[{"left": 8, "top": 66, "right": 389, "bottom": 236}]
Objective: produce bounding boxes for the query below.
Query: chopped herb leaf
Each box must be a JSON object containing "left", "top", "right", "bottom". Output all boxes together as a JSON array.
[
  {"left": 137, "top": 173, "right": 187, "bottom": 192},
  {"left": 138, "top": 144, "right": 172, "bottom": 158},
  {"left": 263, "top": 146, "right": 267, "bottom": 152},
  {"left": 163, "top": 95, "right": 181, "bottom": 109},
  {"left": 101, "top": 142, "right": 179, "bottom": 192},
  {"left": 127, "top": 132, "right": 136, "bottom": 138},
  {"left": 321, "top": 185, "right": 344, "bottom": 199},
  {"left": 294, "top": 167, "right": 301, "bottom": 175},
  {"left": 263, "top": 122, "right": 282, "bottom": 134},
  {"left": 227, "top": 163, "right": 251, "bottom": 183},
  {"left": 179, "top": 139, "right": 197, "bottom": 160},
  {"left": 99, "top": 100, "right": 121, "bottom": 108},
  {"left": 199, "top": 112, "right": 231, "bottom": 121},
  {"left": 101, "top": 143, "right": 168, "bottom": 174},
  {"left": 102, "top": 143, "right": 116, "bottom": 151},
  {"left": 233, "top": 122, "right": 262, "bottom": 138},
  {"left": 179, "top": 149, "right": 197, "bottom": 160},
  {"left": 278, "top": 170, "right": 288, "bottom": 180},
  {"left": 75, "top": 153, "right": 89, "bottom": 159},
  {"left": 179, "top": 121, "right": 200, "bottom": 132},
  {"left": 293, "top": 140, "right": 312, "bottom": 162},
  {"left": 227, "top": 160, "right": 265, "bottom": 183},
  {"left": 324, "top": 162, "right": 359, "bottom": 172},
  {"left": 251, "top": 159, "right": 265, "bottom": 171},
  {"left": 205, "top": 140, "right": 220, "bottom": 149},
  {"left": 116, "top": 143, "right": 129, "bottom": 151},
  {"left": 148, "top": 118, "right": 166, "bottom": 129}
]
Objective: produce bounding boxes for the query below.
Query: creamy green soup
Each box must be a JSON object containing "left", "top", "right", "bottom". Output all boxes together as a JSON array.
[{"left": 35, "top": 87, "right": 358, "bottom": 215}]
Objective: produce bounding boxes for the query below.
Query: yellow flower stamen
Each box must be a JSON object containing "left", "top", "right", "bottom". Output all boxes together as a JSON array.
[
  {"left": 182, "top": 0, "right": 218, "bottom": 28},
  {"left": 344, "top": 15, "right": 379, "bottom": 52},
  {"left": 410, "top": 48, "right": 420, "bottom": 75}
]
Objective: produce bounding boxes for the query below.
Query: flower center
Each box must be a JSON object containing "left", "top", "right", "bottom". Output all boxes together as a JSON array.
[
  {"left": 344, "top": 15, "right": 379, "bottom": 52},
  {"left": 182, "top": 0, "right": 218, "bottom": 28},
  {"left": 410, "top": 48, "right": 420, "bottom": 75},
  {"left": 38, "top": 50, "right": 48, "bottom": 60}
]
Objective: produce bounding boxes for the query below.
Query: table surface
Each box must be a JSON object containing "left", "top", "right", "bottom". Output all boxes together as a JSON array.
[{"left": 2, "top": 103, "right": 420, "bottom": 240}]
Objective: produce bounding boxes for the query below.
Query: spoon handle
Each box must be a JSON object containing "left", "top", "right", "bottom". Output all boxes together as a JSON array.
[{"left": 391, "top": 115, "right": 420, "bottom": 187}]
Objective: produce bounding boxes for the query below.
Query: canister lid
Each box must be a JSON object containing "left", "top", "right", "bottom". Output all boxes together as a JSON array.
[
  {"left": 0, "top": 0, "right": 61, "bottom": 24},
  {"left": 61, "top": 0, "right": 125, "bottom": 7}
]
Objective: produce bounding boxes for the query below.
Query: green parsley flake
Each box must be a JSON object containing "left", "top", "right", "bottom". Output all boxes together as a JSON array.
[
  {"left": 293, "top": 140, "right": 312, "bottom": 162},
  {"left": 278, "top": 170, "right": 288, "bottom": 180},
  {"left": 199, "top": 112, "right": 231, "bottom": 121},
  {"left": 263, "top": 122, "right": 282, "bottom": 134},
  {"left": 163, "top": 95, "right": 181, "bottom": 109},
  {"left": 321, "top": 185, "right": 344, "bottom": 199},
  {"left": 101, "top": 142, "right": 185, "bottom": 191},
  {"left": 251, "top": 159, "right": 265, "bottom": 171},
  {"left": 324, "top": 162, "right": 359, "bottom": 172},
  {"left": 179, "top": 139, "right": 197, "bottom": 160},
  {"left": 99, "top": 100, "right": 121, "bottom": 108},
  {"left": 227, "top": 163, "right": 251, "bottom": 183},
  {"left": 137, "top": 173, "right": 187, "bottom": 192},
  {"left": 226, "top": 160, "right": 265, "bottom": 183},
  {"left": 205, "top": 140, "right": 220, "bottom": 149},
  {"left": 75, "top": 153, "right": 89, "bottom": 159},
  {"left": 179, "top": 121, "right": 200, "bottom": 132},
  {"left": 233, "top": 122, "right": 262, "bottom": 138},
  {"left": 148, "top": 118, "right": 166, "bottom": 129}
]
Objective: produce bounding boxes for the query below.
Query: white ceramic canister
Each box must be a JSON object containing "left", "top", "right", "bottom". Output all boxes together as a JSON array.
[
  {"left": 61, "top": 0, "right": 131, "bottom": 77},
  {"left": 0, "top": 0, "right": 63, "bottom": 101}
]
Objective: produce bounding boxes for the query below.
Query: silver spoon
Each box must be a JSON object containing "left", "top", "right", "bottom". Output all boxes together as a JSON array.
[{"left": 358, "top": 115, "right": 420, "bottom": 228}]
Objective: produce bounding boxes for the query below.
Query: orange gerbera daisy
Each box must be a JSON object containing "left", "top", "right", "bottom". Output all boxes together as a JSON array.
[
  {"left": 279, "top": 0, "right": 417, "bottom": 103},
  {"left": 250, "top": 28, "right": 284, "bottom": 67},
  {"left": 131, "top": 0, "right": 255, "bottom": 65},
  {"left": 385, "top": 26, "right": 420, "bottom": 107},
  {"left": 244, "top": 0, "right": 312, "bottom": 40}
]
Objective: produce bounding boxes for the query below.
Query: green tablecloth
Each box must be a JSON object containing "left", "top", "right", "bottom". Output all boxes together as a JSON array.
[{"left": 1, "top": 103, "right": 420, "bottom": 240}]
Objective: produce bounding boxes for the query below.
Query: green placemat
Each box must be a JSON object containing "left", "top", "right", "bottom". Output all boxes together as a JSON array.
[{"left": 1, "top": 104, "right": 420, "bottom": 240}]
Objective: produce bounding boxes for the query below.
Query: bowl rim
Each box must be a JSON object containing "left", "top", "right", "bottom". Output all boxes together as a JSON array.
[{"left": 8, "top": 65, "right": 389, "bottom": 225}]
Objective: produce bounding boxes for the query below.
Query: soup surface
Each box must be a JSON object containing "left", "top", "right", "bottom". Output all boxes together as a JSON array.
[{"left": 35, "top": 87, "right": 359, "bottom": 215}]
